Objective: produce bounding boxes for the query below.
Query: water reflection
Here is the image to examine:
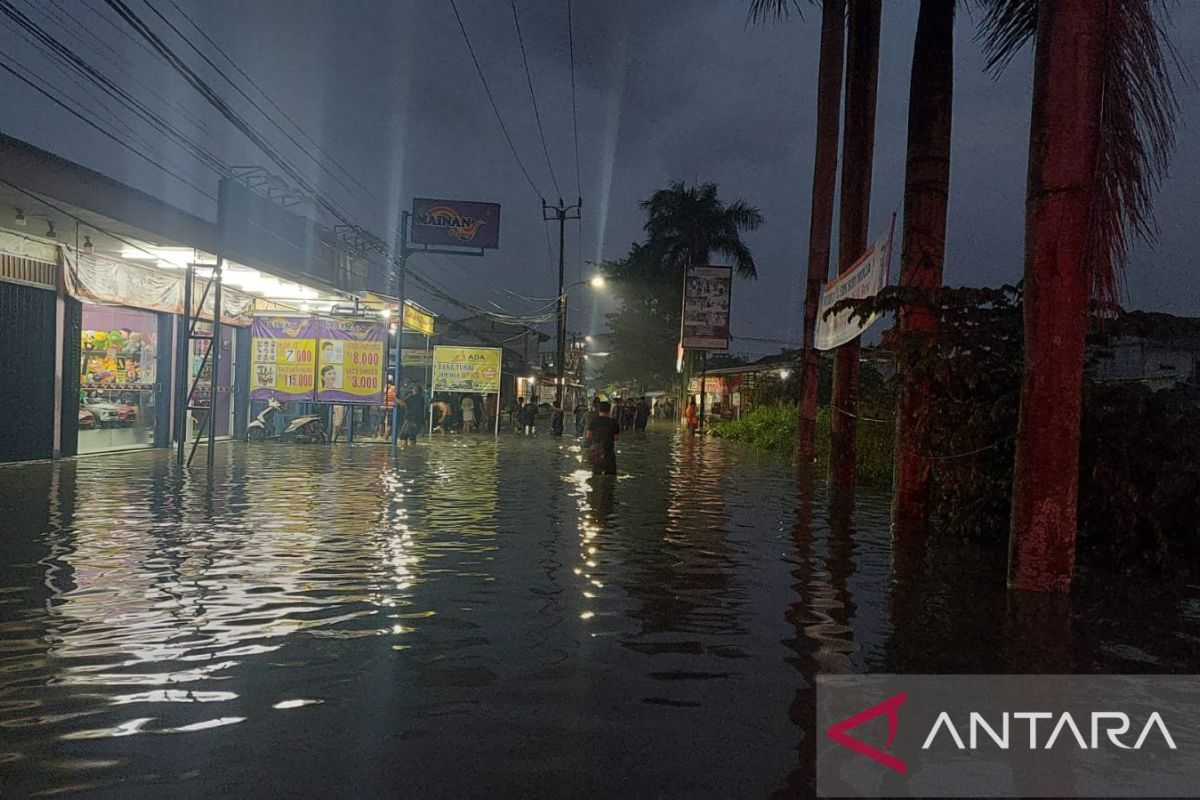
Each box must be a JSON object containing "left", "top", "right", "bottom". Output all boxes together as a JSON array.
[{"left": 0, "top": 432, "right": 1196, "bottom": 797}]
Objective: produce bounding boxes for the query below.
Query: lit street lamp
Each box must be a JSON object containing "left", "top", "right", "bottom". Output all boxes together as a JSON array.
[{"left": 555, "top": 276, "right": 607, "bottom": 406}]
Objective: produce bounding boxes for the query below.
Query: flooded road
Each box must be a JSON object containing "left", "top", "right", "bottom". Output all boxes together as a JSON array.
[{"left": 2, "top": 428, "right": 1198, "bottom": 797}]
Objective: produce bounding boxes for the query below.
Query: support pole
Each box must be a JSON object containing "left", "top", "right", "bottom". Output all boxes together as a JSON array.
[
  {"left": 206, "top": 258, "right": 222, "bottom": 477},
  {"left": 699, "top": 351, "right": 708, "bottom": 431},
  {"left": 175, "top": 264, "right": 193, "bottom": 469},
  {"left": 391, "top": 211, "right": 409, "bottom": 456},
  {"left": 544, "top": 197, "right": 582, "bottom": 407}
]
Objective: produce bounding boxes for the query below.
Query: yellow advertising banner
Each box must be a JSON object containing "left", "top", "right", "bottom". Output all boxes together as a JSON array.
[
  {"left": 315, "top": 319, "right": 387, "bottom": 404},
  {"left": 403, "top": 303, "right": 435, "bottom": 336},
  {"left": 431, "top": 346, "right": 502, "bottom": 393},
  {"left": 250, "top": 315, "right": 317, "bottom": 400}
]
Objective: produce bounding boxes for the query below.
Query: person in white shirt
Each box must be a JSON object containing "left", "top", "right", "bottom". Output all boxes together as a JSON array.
[{"left": 461, "top": 394, "right": 476, "bottom": 433}]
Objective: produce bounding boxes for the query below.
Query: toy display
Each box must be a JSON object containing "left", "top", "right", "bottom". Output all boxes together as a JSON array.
[{"left": 81, "top": 327, "right": 156, "bottom": 389}]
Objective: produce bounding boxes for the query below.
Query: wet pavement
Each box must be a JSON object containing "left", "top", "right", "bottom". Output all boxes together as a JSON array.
[{"left": 1, "top": 427, "right": 1198, "bottom": 797}]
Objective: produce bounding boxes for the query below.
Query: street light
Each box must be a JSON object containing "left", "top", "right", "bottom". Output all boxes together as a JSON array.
[{"left": 557, "top": 276, "right": 607, "bottom": 406}]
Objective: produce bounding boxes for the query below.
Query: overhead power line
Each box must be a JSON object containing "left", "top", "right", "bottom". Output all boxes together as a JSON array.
[
  {"left": 510, "top": 0, "right": 560, "bottom": 199},
  {"left": 448, "top": 0, "right": 543, "bottom": 199},
  {"left": 149, "top": 0, "right": 382, "bottom": 209},
  {"left": 567, "top": 0, "right": 581, "bottom": 200},
  {"left": 0, "top": 55, "right": 216, "bottom": 201}
]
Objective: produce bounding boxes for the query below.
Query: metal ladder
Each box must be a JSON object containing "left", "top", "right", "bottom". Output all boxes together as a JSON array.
[{"left": 174, "top": 260, "right": 223, "bottom": 474}]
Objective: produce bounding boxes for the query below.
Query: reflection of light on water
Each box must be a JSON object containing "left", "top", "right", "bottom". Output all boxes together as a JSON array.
[
  {"left": 112, "top": 690, "right": 237, "bottom": 705},
  {"left": 272, "top": 699, "right": 323, "bottom": 710}
]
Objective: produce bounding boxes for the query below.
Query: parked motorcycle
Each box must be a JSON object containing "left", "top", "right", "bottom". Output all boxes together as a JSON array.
[{"left": 245, "top": 398, "right": 327, "bottom": 444}]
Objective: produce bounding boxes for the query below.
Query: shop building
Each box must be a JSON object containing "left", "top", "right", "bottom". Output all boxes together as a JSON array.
[{"left": 0, "top": 134, "right": 392, "bottom": 464}]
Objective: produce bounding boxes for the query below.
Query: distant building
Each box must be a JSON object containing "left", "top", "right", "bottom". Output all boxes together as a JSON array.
[{"left": 1088, "top": 319, "right": 1200, "bottom": 390}]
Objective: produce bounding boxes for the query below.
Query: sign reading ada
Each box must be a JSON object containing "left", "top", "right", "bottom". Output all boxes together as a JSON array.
[
  {"left": 815, "top": 215, "right": 895, "bottom": 351},
  {"left": 431, "top": 346, "right": 501, "bottom": 393},
  {"left": 411, "top": 198, "right": 501, "bottom": 250}
]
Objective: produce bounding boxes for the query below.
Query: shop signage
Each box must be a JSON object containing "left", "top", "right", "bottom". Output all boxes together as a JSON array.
[
  {"left": 431, "top": 346, "right": 502, "bottom": 393},
  {"left": 250, "top": 315, "right": 317, "bottom": 400},
  {"left": 315, "top": 318, "right": 386, "bottom": 404},
  {"left": 402, "top": 349, "right": 432, "bottom": 367},
  {"left": 688, "top": 375, "right": 728, "bottom": 396},
  {"left": 411, "top": 198, "right": 501, "bottom": 250},
  {"left": 402, "top": 302, "right": 435, "bottom": 336},
  {"left": 681, "top": 265, "right": 733, "bottom": 350},
  {"left": 815, "top": 216, "right": 894, "bottom": 351}
]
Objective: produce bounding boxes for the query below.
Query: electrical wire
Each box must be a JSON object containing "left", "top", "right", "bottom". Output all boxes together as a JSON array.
[
  {"left": 0, "top": 0, "right": 230, "bottom": 176},
  {"left": 510, "top": 0, "right": 560, "bottom": 199},
  {"left": 162, "top": 0, "right": 380, "bottom": 205},
  {"left": 0, "top": 55, "right": 216, "bottom": 201},
  {"left": 139, "top": 0, "right": 376, "bottom": 210},
  {"left": 566, "top": 0, "right": 581, "bottom": 200},
  {"left": 448, "top": 0, "right": 543, "bottom": 199}
]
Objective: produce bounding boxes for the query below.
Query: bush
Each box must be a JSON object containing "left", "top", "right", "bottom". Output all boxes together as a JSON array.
[{"left": 711, "top": 402, "right": 894, "bottom": 485}]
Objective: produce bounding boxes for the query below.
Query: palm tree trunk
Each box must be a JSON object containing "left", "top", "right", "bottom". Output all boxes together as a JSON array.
[
  {"left": 891, "top": 0, "right": 954, "bottom": 559},
  {"left": 830, "top": 0, "right": 881, "bottom": 504},
  {"left": 795, "top": 0, "right": 845, "bottom": 469},
  {"left": 1009, "top": 0, "right": 1108, "bottom": 592}
]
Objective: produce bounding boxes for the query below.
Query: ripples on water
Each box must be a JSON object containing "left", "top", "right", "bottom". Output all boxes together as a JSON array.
[{"left": 0, "top": 430, "right": 1196, "bottom": 797}]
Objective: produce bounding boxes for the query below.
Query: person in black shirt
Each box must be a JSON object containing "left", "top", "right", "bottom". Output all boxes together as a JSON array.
[
  {"left": 634, "top": 396, "right": 650, "bottom": 432},
  {"left": 586, "top": 401, "right": 619, "bottom": 475},
  {"left": 573, "top": 398, "right": 588, "bottom": 437},
  {"left": 401, "top": 385, "right": 425, "bottom": 444},
  {"left": 550, "top": 401, "right": 565, "bottom": 436}
]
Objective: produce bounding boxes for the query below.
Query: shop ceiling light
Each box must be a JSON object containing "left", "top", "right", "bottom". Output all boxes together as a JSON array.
[
  {"left": 45, "top": 220, "right": 56, "bottom": 239},
  {"left": 83, "top": 235, "right": 94, "bottom": 253},
  {"left": 14, "top": 207, "right": 26, "bottom": 227}
]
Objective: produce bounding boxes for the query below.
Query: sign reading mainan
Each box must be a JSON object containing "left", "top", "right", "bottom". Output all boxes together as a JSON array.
[
  {"left": 411, "top": 198, "right": 501, "bottom": 250},
  {"left": 815, "top": 216, "right": 894, "bottom": 351},
  {"left": 681, "top": 265, "right": 733, "bottom": 350}
]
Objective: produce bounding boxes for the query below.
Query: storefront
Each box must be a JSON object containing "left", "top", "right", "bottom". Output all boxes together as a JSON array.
[
  {"left": 64, "top": 248, "right": 259, "bottom": 456},
  {"left": 78, "top": 303, "right": 170, "bottom": 454}
]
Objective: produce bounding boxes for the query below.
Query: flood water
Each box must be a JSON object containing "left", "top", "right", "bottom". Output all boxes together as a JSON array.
[{"left": 1, "top": 428, "right": 1197, "bottom": 797}]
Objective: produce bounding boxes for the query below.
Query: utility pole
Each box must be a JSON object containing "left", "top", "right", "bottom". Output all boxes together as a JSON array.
[
  {"left": 543, "top": 197, "right": 582, "bottom": 406},
  {"left": 390, "top": 211, "right": 415, "bottom": 456}
]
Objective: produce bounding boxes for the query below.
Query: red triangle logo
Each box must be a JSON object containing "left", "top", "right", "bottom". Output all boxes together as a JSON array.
[{"left": 826, "top": 692, "right": 908, "bottom": 774}]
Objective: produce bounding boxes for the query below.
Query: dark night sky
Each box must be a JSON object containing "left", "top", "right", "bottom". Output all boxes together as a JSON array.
[{"left": 2, "top": 0, "right": 1197, "bottom": 354}]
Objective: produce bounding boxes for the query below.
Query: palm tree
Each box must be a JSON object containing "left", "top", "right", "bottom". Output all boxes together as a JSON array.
[
  {"left": 891, "top": 0, "right": 955, "bottom": 552},
  {"left": 830, "top": 0, "right": 882, "bottom": 505},
  {"left": 640, "top": 181, "right": 764, "bottom": 277},
  {"left": 980, "top": 0, "right": 1178, "bottom": 591},
  {"left": 748, "top": 0, "right": 846, "bottom": 470}
]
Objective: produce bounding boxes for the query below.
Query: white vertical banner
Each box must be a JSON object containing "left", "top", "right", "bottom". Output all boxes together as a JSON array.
[{"left": 815, "top": 215, "right": 895, "bottom": 351}]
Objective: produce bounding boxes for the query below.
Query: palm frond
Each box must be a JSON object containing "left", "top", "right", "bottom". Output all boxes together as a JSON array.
[
  {"left": 724, "top": 200, "right": 765, "bottom": 232},
  {"left": 1087, "top": 1, "right": 1182, "bottom": 301},
  {"left": 712, "top": 234, "right": 759, "bottom": 279},
  {"left": 746, "top": 0, "right": 806, "bottom": 26},
  {"left": 976, "top": 0, "right": 1037, "bottom": 74}
]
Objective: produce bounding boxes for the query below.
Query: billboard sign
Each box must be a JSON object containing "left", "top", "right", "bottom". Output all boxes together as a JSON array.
[
  {"left": 315, "top": 318, "right": 386, "bottom": 404},
  {"left": 815, "top": 216, "right": 894, "bottom": 351},
  {"left": 250, "top": 315, "right": 317, "bottom": 400},
  {"left": 681, "top": 265, "right": 733, "bottom": 350},
  {"left": 431, "top": 346, "right": 502, "bottom": 393},
  {"left": 402, "top": 301, "right": 435, "bottom": 336},
  {"left": 410, "top": 198, "right": 501, "bottom": 249}
]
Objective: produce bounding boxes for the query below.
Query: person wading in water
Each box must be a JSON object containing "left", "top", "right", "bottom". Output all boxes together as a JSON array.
[{"left": 586, "top": 401, "right": 619, "bottom": 476}]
